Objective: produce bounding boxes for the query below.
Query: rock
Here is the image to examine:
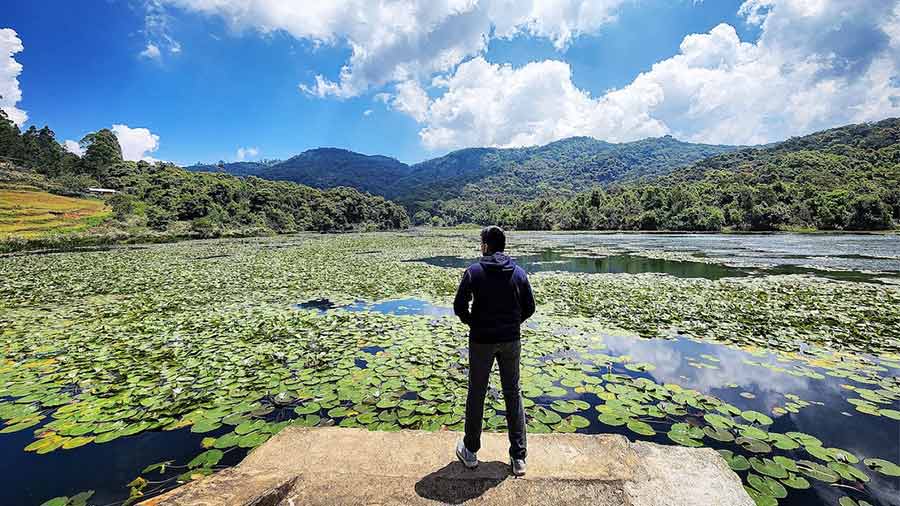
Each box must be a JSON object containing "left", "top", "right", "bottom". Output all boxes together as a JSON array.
[
  {"left": 141, "top": 427, "right": 753, "bottom": 506},
  {"left": 137, "top": 468, "right": 296, "bottom": 506}
]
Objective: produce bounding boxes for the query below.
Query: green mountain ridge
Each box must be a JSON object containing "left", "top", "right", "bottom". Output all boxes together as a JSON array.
[
  {"left": 503, "top": 117, "right": 900, "bottom": 231},
  {"left": 187, "top": 135, "right": 738, "bottom": 207},
  {"left": 183, "top": 120, "right": 900, "bottom": 231},
  {"left": 258, "top": 148, "right": 413, "bottom": 198},
  {"left": 187, "top": 159, "right": 281, "bottom": 177},
  {"left": 403, "top": 135, "right": 737, "bottom": 207}
]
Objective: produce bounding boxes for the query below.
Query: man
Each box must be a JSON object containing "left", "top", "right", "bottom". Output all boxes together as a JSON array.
[{"left": 453, "top": 226, "right": 536, "bottom": 477}]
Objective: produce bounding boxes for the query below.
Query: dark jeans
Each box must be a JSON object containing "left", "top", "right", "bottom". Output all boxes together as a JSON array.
[{"left": 464, "top": 339, "right": 527, "bottom": 460}]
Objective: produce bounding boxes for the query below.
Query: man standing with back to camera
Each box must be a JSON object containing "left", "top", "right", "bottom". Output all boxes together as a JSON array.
[{"left": 453, "top": 226, "right": 536, "bottom": 477}]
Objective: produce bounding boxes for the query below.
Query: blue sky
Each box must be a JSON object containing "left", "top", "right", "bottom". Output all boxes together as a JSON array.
[{"left": 1, "top": 1, "right": 897, "bottom": 165}]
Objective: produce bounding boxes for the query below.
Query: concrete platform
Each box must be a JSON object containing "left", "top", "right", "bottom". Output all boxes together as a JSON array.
[{"left": 140, "top": 427, "right": 753, "bottom": 506}]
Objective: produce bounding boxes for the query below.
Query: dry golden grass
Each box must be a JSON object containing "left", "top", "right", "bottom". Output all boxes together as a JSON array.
[{"left": 0, "top": 188, "right": 110, "bottom": 238}]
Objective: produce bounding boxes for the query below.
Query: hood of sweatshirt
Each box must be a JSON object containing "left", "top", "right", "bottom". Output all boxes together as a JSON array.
[{"left": 479, "top": 252, "right": 516, "bottom": 273}]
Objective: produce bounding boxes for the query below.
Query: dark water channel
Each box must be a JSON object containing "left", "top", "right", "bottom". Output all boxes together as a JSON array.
[
  {"left": 514, "top": 233, "right": 900, "bottom": 282},
  {"left": 413, "top": 250, "right": 748, "bottom": 280},
  {"left": 0, "top": 414, "right": 249, "bottom": 506},
  {"left": 412, "top": 247, "right": 900, "bottom": 283}
]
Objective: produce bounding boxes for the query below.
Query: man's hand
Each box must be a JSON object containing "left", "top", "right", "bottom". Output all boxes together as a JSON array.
[{"left": 453, "top": 269, "right": 473, "bottom": 325}]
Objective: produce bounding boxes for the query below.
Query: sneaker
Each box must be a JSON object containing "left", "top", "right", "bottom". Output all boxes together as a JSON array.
[
  {"left": 511, "top": 458, "right": 526, "bottom": 477},
  {"left": 456, "top": 440, "right": 478, "bottom": 469}
]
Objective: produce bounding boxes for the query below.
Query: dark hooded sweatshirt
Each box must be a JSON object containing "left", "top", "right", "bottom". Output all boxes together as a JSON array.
[{"left": 453, "top": 252, "right": 536, "bottom": 343}]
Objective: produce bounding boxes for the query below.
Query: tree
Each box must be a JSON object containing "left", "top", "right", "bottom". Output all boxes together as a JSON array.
[
  {"left": 22, "top": 125, "right": 67, "bottom": 174},
  {"left": 848, "top": 194, "right": 893, "bottom": 230},
  {"left": 672, "top": 206, "right": 724, "bottom": 231},
  {"left": 145, "top": 204, "right": 175, "bottom": 231},
  {"left": 810, "top": 191, "right": 851, "bottom": 229},
  {"left": 0, "top": 107, "right": 25, "bottom": 161},
  {"left": 749, "top": 203, "right": 790, "bottom": 231},
  {"left": 79, "top": 129, "right": 123, "bottom": 182},
  {"left": 413, "top": 210, "right": 432, "bottom": 226},
  {"left": 108, "top": 194, "right": 136, "bottom": 221}
]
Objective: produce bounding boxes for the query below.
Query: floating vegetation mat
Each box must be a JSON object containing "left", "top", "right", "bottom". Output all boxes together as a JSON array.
[{"left": 0, "top": 231, "right": 898, "bottom": 506}]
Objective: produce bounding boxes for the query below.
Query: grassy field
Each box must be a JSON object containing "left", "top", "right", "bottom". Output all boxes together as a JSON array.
[{"left": 0, "top": 187, "right": 110, "bottom": 238}]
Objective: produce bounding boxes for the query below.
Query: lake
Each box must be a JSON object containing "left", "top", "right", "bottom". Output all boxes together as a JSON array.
[{"left": 0, "top": 231, "right": 897, "bottom": 506}]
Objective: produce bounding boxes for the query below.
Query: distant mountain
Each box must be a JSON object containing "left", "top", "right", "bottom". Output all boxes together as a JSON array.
[
  {"left": 256, "top": 148, "right": 412, "bottom": 198},
  {"left": 179, "top": 118, "right": 899, "bottom": 230},
  {"left": 185, "top": 159, "right": 280, "bottom": 177},
  {"left": 399, "top": 135, "right": 737, "bottom": 206},
  {"left": 187, "top": 136, "right": 737, "bottom": 208}
]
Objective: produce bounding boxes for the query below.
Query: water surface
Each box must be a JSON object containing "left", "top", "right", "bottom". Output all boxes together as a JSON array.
[
  {"left": 415, "top": 250, "right": 748, "bottom": 280},
  {"left": 297, "top": 298, "right": 454, "bottom": 317},
  {"left": 298, "top": 297, "right": 900, "bottom": 506},
  {"left": 415, "top": 232, "right": 900, "bottom": 283},
  {"left": 520, "top": 233, "right": 900, "bottom": 273}
]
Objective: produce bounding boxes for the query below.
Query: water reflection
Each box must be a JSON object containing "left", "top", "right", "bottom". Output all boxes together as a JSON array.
[
  {"left": 569, "top": 332, "right": 900, "bottom": 506},
  {"left": 292, "top": 297, "right": 899, "bottom": 506},
  {"left": 296, "top": 298, "right": 455, "bottom": 317},
  {"left": 517, "top": 233, "right": 900, "bottom": 275},
  {"left": 414, "top": 247, "right": 900, "bottom": 283},
  {"left": 414, "top": 250, "right": 748, "bottom": 280}
]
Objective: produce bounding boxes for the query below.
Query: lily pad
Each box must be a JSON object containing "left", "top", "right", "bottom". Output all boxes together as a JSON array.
[
  {"left": 188, "top": 449, "right": 224, "bottom": 469},
  {"left": 780, "top": 473, "right": 810, "bottom": 490},
  {"left": 797, "top": 461, "right": 839, "bottom": 483},
  {"left": 627, "top": 420, "right": 656, "bottom": 436},
  {"left": 740, "top": 410, "right": 773, "bottom": 425},
  {"left": 718, "top": 450, "right": 750, "bottom": 471},
  {"left": 736, "top": 437, "right": 772, "bottom": 454},
  {"left": 863, "top": 457, "right": 900, "bottom": 477},
  {"left": 750, "top": 457, "right": 788, "bottom": 479},
  {"left": 747, "top": 473, "right": 787, "bottom": 499}
]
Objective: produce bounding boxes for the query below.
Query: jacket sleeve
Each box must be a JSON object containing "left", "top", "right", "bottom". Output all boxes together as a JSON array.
[
  {"left": 453, "top": 269, "right": 473, "bottom": 325},
  {"left": 517, "top": 268, "right": 536, "bottom": 323}
]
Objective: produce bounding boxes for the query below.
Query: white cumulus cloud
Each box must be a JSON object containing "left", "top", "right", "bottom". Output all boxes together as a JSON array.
[
  {"left": 389, "top": 0, "right": 900, "bottom": 150},
  {"left": 63, "top": 140, "right": 84, "bottom": 157},
  {"left": 0, "top": 28, "right": 27, "bottom": 126},
  {"left": 235, "top": 146, "right": 259, "bottom": 161},
  {"left": 387, "top": 80, "right": 431, "bottom": 123},
  {"left": 397, "top": 57, "right": 667, "bottom": 150},
  {"left": 158, "top": 0, "right": 625, "bottom": 98},
  {"left": 112, "top": 124, "right": 161, "bottom": 162}
]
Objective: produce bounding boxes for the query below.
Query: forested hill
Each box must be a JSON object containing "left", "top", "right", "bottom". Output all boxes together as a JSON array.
[
  {"left": 186, "top": 149, "right": 412, "bottom": 198},
  {"left": 188, "top": 136, "right": 736, "bottom": 206},
  {"left": 400, "top": 135, "right": 736, "bottom": 205},
  {"left": 186, "top": 159, "right": 280, "bottom": 177},
  {"left": 501, "top": 118, "right": 900, "bottom": 232},
  {"left": 666, "top": 118, "right": 900, "bottom": 186},
  {"left": 0, "top": 110, "right": 410, "bottom": 244},
  {"left": 257, "top": 148, "right": 413, "bottom": 198}
]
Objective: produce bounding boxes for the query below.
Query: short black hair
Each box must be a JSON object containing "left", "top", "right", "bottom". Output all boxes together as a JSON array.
[{"left": 480, "top": 225, "right": 506, "bottom": 254}]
